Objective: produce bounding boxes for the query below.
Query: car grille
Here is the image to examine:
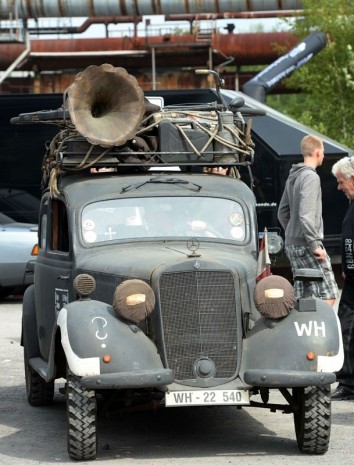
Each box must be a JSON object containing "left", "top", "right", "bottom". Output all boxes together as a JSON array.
[{"left": 159, "top": 270, "right": 238, "bottom": 381}]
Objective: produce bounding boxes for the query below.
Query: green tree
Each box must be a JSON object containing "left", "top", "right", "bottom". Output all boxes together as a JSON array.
[{"left": 268, "top": 0, "right": 354, "bottom": 148}]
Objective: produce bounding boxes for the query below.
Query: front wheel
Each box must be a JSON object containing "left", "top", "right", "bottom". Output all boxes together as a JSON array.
[
  {"left": 66, "top": 367, "right": 97, "bottom": 460},
  {"left": 293, "top": 385, "right": 331, "bottom": 454}
]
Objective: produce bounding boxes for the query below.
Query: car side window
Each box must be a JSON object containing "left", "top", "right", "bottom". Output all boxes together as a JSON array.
[
  {"left": 39, "top": 200, "right": 48, "bottom": 250},
  {"left": 50, "top": 198, "right": 69, "bottom": 253}
]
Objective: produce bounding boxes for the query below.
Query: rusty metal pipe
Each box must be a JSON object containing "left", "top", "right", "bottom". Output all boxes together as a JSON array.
[
  {"left": 0, "top": 32, "right": 298, "bottom": 71},
  {"left": 0, "top": 0, "right": 304, "bottom": 19}
]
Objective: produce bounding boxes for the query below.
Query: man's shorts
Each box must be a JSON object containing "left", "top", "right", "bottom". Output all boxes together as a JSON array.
[{"left": 285, "top": 244, "right": 339, "bottom": 300}]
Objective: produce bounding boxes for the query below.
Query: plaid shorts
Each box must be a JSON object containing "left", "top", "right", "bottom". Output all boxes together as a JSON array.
[{"left": 285, "top": 244, "right": 339, "bottom": 300}]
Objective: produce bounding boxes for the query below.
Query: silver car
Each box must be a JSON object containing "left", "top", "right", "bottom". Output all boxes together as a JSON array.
[{"left": 0, "top": 213, "right": 38, "bottom": 299}]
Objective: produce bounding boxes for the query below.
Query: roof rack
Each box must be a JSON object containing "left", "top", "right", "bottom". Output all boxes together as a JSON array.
[
  {"left": 47, "top": 120, "right": 254, "bottom": 172},
  {"left": 11, "top": 66, "right": 266, "bottom": 193}
]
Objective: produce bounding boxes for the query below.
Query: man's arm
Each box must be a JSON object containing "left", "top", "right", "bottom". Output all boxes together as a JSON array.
[
  {"left": 277, "top": 183, "right": 290, "bottom": 230},
  {"left": 298, "top": 173, "right": 324, "bottom": 251}
]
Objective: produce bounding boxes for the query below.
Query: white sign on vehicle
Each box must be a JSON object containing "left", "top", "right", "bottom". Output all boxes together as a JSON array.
[{"left": 165, "top": 389, "right": 250, "bottom": 407}]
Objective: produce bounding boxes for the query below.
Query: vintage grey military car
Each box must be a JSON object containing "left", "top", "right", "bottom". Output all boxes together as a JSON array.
[{"left": 18, "top": 64, "right": 343, "bottom": 460}]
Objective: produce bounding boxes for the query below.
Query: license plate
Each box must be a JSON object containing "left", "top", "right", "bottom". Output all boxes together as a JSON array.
[{"left": 165, "top": 389, "right": 250, "bottom": 407}]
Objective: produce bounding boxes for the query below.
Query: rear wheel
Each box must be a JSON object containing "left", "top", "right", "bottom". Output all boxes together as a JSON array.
[
  {"left": 293, "top": 385, "right": 331, "bottom": 454},
  {"left": 24, "top": 345, "right": 54, "bottom": 406},
  {"left": 66, "top": 367, "right": 97, "bottom": 460}
]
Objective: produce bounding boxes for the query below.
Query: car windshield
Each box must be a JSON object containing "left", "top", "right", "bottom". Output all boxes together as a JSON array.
[{"left": 81, "top": 196, "right": 246, "bottom": 244}]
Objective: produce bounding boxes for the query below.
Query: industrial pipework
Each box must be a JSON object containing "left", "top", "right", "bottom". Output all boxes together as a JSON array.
[{"left": 0, "top": 0, "right": 304, "bottom": 19}]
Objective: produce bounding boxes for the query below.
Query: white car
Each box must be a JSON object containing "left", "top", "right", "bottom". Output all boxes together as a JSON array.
[{"left": 0, "top": 213, "right": 38, "bottom": 299}]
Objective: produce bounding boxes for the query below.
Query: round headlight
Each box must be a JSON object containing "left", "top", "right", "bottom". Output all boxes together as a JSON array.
[
  {"left": 267, "top": 234, "right": 284, "bottom": 255},
  {"left": 253, "top": 275, "right": 295, "bottom": 319},
  {"left": 113, "top": 279, "right": 155, "bottom": 323}
]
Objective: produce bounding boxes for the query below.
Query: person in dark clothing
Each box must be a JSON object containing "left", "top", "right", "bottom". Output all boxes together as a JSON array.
[
  {"left": 331, "top": 155, "right": 354, "bottom": 400},
  {"left": 278, "top": 134, "right": 338, "bottom": 306}
]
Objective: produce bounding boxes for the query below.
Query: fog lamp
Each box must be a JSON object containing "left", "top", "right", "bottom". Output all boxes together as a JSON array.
[{"left": 113, "top": 279, "right": 155, "bottom": 323}]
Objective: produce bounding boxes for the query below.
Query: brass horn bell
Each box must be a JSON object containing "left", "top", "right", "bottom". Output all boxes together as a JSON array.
[{"left": 67, "top": 63, "right": 145, "bottom": 148}]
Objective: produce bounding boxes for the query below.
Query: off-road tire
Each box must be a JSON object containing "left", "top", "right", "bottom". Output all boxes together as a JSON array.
[
  {"left": 24, "top": 345, "right": 54, "bottom": 406},
  {"left": 293, "top": 384, "right": 331, "bottom": 454},
  {"left": 66, "top": 367, "right": 97, "bottom": 460}
]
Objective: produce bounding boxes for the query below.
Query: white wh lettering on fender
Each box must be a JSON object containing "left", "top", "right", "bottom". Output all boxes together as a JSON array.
[{"left": 294, "top": 321, "right": 326, "bottom": 337}]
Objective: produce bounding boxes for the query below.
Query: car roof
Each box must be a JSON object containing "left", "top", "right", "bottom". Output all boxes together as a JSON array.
[{"left": 55, "top": 171, "right": 256, "bottom": 209}]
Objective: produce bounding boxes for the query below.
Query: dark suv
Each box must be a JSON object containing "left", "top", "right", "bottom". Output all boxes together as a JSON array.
[{"left": 19, "top": 64, "right": 343, "bottom": 460}]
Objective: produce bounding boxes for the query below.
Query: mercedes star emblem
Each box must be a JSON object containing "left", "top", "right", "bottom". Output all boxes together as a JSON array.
[{"left": 187, "top": 238, "right": 200, "bottom": 253}]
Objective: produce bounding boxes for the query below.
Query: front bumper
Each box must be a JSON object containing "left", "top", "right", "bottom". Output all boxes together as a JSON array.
[
  {"left": 81, "top": 368, "right": 174, "bottom": 389},
  {"left": 244, "top": 369, "right": 336, "bottom": 387}
]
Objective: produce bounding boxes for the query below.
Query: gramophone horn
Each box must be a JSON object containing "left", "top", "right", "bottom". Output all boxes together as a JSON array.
[{"left": 67, "top": 63, "right": 145, "bottom": 148}]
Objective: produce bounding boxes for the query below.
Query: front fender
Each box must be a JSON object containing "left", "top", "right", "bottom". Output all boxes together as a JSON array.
[
  {"left": 57, "top": 299, "right": 166, "bottom": 379},
  {"left": 240, "top": 298, "right": 344, "bottom": 386},
  {"left": 22, "top": 285, "right": 40, "bottom": 358}
]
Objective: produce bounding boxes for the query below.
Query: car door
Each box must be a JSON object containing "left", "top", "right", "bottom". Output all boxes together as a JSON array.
[{"left": 35, "top": 194, "right": 74, "bottom": 360}]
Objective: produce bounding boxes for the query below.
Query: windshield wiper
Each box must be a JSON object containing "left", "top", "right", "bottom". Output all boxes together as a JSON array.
[{"left": 122, "top": 177, "right": 202, "bottom": 192}]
